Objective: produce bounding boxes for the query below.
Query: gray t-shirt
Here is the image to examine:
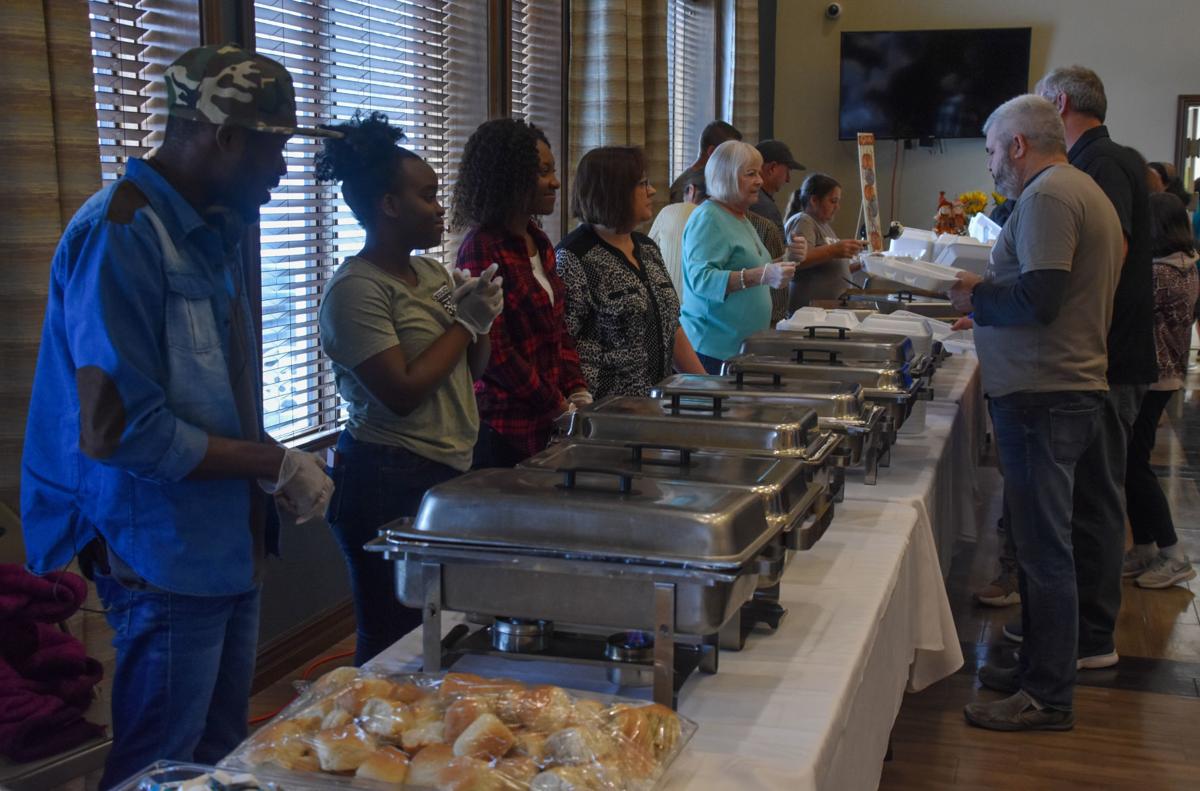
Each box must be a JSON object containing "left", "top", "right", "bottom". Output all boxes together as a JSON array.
[
  {"left": 785, "top": 212, "right": 852, "bottom": 307},
  {"left": 974, "top": 164, "right": 1123, "bottom": 398},
  {"left": 319, "top": 255, "right": 479, "bottom": 471}
]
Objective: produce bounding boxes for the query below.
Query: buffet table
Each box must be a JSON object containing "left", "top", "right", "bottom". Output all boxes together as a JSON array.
[
  {"left": 368, "top": 497, "right": 962, "bottom": 791},
  {"left": 843, "top": 353, "right": 983, "bottom": 574}
]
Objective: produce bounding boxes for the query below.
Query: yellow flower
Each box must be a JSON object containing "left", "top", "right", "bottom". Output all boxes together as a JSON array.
[
  {"left": 957, "top": 190, "right": 988, "bottom": 215},
  {"left": 991, "top": 191, "right": 1007, "bottom": 205}
]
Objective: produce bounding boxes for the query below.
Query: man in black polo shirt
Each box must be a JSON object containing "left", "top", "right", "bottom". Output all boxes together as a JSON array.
[{"left": 1030, "top": 65, "right": 1156, "bottom": 668}]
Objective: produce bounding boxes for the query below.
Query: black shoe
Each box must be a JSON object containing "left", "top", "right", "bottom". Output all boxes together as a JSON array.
[
  {"left": 1002, "top": 620, "right": 1024, "bottom": 643},
  {"left": 977, "top": 663, "right": 1020, "bottom": 694},
  {"left": 964, "top": 691, "right": 1075, "bottom": 732}
]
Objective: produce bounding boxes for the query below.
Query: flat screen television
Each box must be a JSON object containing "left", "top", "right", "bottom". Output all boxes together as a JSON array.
[{"left": 838, "top": 27, "right": 1032, "bottom": 140}]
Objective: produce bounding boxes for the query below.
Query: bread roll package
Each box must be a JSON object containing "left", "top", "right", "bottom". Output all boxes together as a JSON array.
[{"left": 220, "top": 667, "right": 696, "bottom": 790}]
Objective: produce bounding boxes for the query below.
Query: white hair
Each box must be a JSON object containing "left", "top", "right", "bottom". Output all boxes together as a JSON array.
[
  {"left": 705, "top": 140, "right": 762, "bottom": 203},
  {"left": 983, "top": 94, "right": 1067, "bottom": 155}
]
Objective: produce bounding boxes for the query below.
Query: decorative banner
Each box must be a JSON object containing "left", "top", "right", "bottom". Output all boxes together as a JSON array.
[{"left": 856, "top": 133, "right": 884, "bottom": 253}]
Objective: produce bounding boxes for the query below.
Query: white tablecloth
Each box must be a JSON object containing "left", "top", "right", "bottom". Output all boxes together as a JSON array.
[
  {"left": 367, "top": 501, "right": 962, "bottom": 791},
  {"left": 844, "top": 399, "right": 979, "bottom": 574}
]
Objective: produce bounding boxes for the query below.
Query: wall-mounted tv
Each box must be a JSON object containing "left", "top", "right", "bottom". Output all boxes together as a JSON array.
[{"left": 838, "top": 27, "right": 1032, "bottom": 141}]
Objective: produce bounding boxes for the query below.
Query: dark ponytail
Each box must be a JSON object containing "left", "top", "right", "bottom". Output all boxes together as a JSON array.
[
  {"left": 786, "top": 173, "right": 840, "bottom": 220},
  {"left": 315, "top": 111, "right": 419, "bottom": 229}
]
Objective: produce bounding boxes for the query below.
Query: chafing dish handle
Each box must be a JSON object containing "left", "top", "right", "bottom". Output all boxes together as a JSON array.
[
  {"left": 732, "top": 370, "right": 783, "bottom": 389},
  {"left": 803, "top": 325, "right": 850, "bottom": 339},
  {"left": 628, "top": 444, "right": 694, "bottom": 467},
  {"left": 667, "top": 393, "right": 724, "bottom": 415},
  {"left": 560, "top": 466, "right": 635, "bottom": 494},
  {"left": 793, "top": 347, "right": 841, "bottom": 365},
  {"left": 801, "top": 432, "right": 842, "bottom": 466}
]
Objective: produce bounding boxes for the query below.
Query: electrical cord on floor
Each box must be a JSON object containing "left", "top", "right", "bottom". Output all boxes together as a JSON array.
[{"left": 247, "top": 648, "right": 356, "bottom": 725}]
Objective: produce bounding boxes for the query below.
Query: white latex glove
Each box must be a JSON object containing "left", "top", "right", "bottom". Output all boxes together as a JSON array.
[
  {"left": 259, "top": 449, "right": 334, "bottom": 524},
  {"left": 449, "top": 266, "right": 472, "bottom": 288},
  {"left": 567, "top": 391, "right": 594, "bottom": 409},
  {"left": 757, "top": 261, "right": 797, "bottom": 289},
  {"left": 785, "top": 232, "right": 808, "bottom": 263},
  {"left": 453, "top": 262, "right": 504, "bottom": 340}
]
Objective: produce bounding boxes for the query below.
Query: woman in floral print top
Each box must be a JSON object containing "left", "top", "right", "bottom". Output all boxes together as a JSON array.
[{"left": 556, "top": 146, "right": 705, "bottom": 399}]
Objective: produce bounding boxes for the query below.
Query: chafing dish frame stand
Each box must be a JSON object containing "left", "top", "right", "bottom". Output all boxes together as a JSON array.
[{"left": 414, "top": 560, "right": 718, "bottom": 709}]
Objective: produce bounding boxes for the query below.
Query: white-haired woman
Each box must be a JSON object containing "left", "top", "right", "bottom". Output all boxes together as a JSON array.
[{"left": 679, "top": 140, "right": 806, "bottom": 373}]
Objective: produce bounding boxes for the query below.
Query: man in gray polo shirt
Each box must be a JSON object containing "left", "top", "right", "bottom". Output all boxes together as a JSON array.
[{"left": 948, "top": 95, "right": 1123, "bottom": 731}]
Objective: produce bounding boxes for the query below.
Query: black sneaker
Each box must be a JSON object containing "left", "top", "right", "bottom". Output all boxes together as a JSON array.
[
  {"left": 964, "top": 691, "right": 1075, "bottom": 732},
  {"left": 977, "top": 663, "right": 1020, "bottom": 694},
  {"left": 1002, "top": 620, "right": 1023, "bottom": 643}
]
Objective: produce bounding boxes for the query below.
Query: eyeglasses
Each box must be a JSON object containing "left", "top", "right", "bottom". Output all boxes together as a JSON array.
[{"left": 637, "top": 178, "right": 652, "bottom": 191}]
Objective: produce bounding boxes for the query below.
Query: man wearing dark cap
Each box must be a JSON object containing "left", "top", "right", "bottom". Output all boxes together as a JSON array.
[
  {"left": 21, "top": 44, "right": 336, "bottom": 785},
  {"left": 753, "top": 139, "right": 805, "bottom": 235}
]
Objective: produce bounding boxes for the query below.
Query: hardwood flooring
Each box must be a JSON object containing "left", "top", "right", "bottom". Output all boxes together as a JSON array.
[{"left": 879, "top": 373, "right": 1200, "bottom": 790}]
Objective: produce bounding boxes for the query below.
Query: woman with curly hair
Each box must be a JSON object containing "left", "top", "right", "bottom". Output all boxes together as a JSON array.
[
  {"left": 451, "top": 118, "right": 590, "bottom": 465},
  {"left": 316, "top": 112, "right": 503, "bottom": 663}
]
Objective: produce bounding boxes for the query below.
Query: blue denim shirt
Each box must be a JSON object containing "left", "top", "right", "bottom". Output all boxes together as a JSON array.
[{"left": 21, "top": 158, "right": 271, "bottom": 596}]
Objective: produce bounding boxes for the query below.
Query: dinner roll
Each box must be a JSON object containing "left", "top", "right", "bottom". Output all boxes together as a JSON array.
[
  {"left": 528, "top": 765, "right": 605, "bottom": 791},
  {"left": 311, "top": 723, "right": 375, "bottom": 772},
  {"left": 359, "top": 697, "right": 412, "bottom": 741},
  {"left": 407, "top": 744, "right": 455, "bottom": 788},
  {"left": 307, "top": 665, "right": 359, "bottom": 699},
  {"left": 354, "top": 745, "right": 410, "bottom": 784},
  {"left": 438, "top": 756, "right": 507, "bottom": 791},
  {"left": 609, "top": 704, "right": 680, "bottom": 760},
  {"left": 452, "top": 712, "right": 516, "bottom": 761},
  {"left": 543, "top": 726, "right": 613, "bottom": 766},
  {"left": 496, "top": 685, "right": 573, "bottom": 732},
  {"left": 443, "top": 696, "right": 492, "bottom": 743}
]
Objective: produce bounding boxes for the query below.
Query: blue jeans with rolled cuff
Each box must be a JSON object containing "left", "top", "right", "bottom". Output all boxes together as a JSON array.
[
  {"left": 94, "top": 573, "right": 260, "bottom": 790},
  {"left": 989, "top": 390, "right": 1103, "bottom": 710},
  {"left": 327, "top": 431, "right": 462, "bottom": 666}
]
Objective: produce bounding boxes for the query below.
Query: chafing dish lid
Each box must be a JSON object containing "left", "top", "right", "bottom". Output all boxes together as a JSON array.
[
  {"left": 650, "top": 374, "right": 864, "bottom": 421},
  {"left": 722, "top": 353, "right": 914, "bottom": 393},
  {"left": 741, "top": 329, "right": 913, "bottom": 363},
  {"left": 521, "top": 441, "right": 809, "bottom": 519},
  {"left": 564, "top": 395, "right": 819, "bottom": 456},
  {"left": 392, "top": 467, "right": 775, "bottom": 569}
]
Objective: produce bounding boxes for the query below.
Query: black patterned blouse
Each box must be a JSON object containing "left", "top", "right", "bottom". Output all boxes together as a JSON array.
[{"left": 556, "top": 225, "right": 681, "bottom": 398}]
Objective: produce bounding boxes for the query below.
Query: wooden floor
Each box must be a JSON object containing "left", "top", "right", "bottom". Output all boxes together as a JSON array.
[
  {"left": 59, "top": 368, "right": 1200, "bottom": 790},
  {"left": 879, "top": 374, "right": 1200, "bottom": 790}
]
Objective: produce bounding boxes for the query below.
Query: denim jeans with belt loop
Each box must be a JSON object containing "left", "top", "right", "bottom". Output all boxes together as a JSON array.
[{"left": 988, "top": 389, "right": 1103, "bottom": 709}]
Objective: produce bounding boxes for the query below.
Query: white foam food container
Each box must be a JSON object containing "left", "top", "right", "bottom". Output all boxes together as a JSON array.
[
  {"left": 887, "top": 228, "right": 937, "bottom": 261},
  {"left": 933, "top": 237, "right": 992, "bottom": 276},
  {"left": 777, "top": 306, "right": 861, "bottom": 332},
  {"left": 861, "top": 254, "right": 962, "bottom": 293}
]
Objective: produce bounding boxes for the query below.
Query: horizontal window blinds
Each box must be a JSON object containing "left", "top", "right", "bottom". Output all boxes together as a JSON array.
[{"left": 253, "top": 0, "right": 486, "bottom": 444}]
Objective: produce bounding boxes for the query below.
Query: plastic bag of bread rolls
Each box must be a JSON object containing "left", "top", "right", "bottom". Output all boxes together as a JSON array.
[{"left": 220, "top": 667, "right": 695, "bottom": 790}]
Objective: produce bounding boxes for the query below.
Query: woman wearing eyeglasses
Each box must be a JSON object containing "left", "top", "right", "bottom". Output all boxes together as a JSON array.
[{"left": 556, "top": 147, "right": 706, "bottom": 399}]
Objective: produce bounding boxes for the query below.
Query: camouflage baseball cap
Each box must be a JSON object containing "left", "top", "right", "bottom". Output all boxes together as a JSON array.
[{"left": 164, "top": 44, "right": 338, "bottom": 138}]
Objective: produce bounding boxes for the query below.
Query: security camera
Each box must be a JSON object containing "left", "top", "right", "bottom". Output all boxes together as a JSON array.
[{"left": 825, "top": 3, "right": 843, "bottom": 19}]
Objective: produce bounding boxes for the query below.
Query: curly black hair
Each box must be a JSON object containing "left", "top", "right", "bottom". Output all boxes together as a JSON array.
[
  {"left": 315, "top": 111, "right": 418, "bottom": 230},
  {"left": 450, "top": 118, "right": 549, "bottom": 232}
]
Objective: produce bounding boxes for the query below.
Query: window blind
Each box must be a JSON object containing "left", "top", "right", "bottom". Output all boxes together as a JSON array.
[
  {"left": 512, "top": 0, "right": 564, "bottom": 242},
  {"left": 90, "top": 0, "right": 200, "bottom": 182},
  {"left": 666, "top": 0, "right": 716, "bottom": 183},
  {"left": 253, "top": 0, "right": 487, "bottom": 445}
]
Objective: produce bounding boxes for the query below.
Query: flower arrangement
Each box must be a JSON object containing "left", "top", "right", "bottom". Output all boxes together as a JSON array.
[
  {"left": 991, "top": 191, "right": 1007, "bottom": 206},
  {"left": 957, "top": 191, "right": 989, "bottom": 217}
]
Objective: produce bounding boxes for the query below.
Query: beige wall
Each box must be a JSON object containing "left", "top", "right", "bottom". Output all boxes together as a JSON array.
[{"left": 772, "top": 0, "right": 1199, "bottom": 236}]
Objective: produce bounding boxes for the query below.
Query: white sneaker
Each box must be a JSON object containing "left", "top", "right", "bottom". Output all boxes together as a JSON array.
[
  {"left": 1135, "top": 555, "right": 1197, "bottom": 589},
  {"left": 1077, "top": 651, "right": 1119, "bottom": 670},
  {"left": 1122, "top": 548, "right": 1157, "bottom": 578}
]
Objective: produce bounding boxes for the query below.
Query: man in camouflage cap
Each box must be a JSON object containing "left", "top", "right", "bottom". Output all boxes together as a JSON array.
[{"left": 21, "top": 44, "right": 335, "bottom": 786}]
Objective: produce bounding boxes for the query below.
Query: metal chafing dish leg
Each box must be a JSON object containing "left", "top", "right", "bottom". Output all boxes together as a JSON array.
[
  {"left": 422, "top": 562, "right": 444, "bottom": 673},
  {"left": 653, "top": 582, "right": 676, "bottom": 708}
]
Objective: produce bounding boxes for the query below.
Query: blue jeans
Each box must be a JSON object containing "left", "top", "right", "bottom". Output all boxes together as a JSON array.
[
  {"left": 94, "top": 574, "right": 260, "bottom": 790},
  {"left": 327, "top": 432, "right": 462, "bottom": 665},
  {"left": 989, "top": 390, "right": 1102, "bottom": 709}
]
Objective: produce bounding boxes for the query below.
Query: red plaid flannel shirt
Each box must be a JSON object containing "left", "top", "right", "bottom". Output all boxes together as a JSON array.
[{"left": 456, "top": 222, "right": 587, "bottom": 458}]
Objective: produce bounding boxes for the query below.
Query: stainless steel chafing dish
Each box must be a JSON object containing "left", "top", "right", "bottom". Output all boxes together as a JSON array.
[
  {"left": 366, "top": 466, "right": 780, "bottom": 707},
  {"left": 740, "top": 327, "right": 937, "bottom": 379},
  {"left": 649, "top": 373, "right": 888, "bottom": 486},
  {"left": 836, "top": 289, "right": 961, "bottom": 321},
  {"left": 518, "top": 441, "right": 834, "bottom": 648},
  {"left": 721, "top": 352, "right": 931, "bottom": 442},
  {"left": 559, "top": 394, "right": 827, "bottom": 458}
]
